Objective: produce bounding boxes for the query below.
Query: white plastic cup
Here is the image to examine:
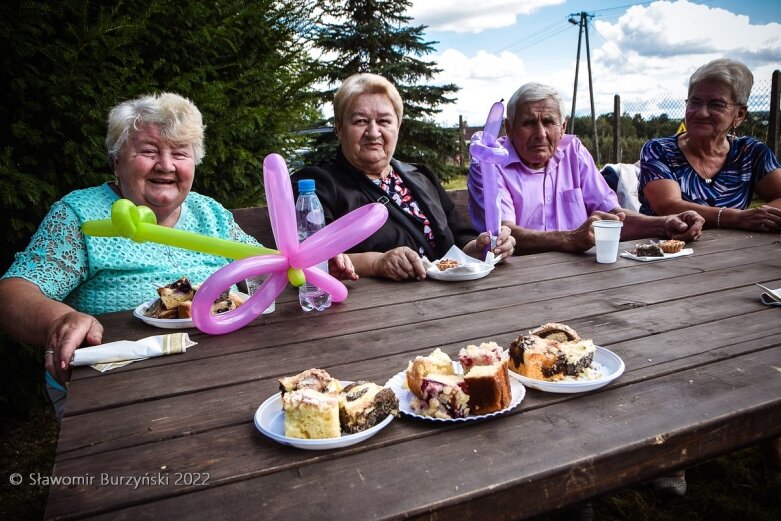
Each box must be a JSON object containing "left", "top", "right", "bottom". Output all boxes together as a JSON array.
[
  {"left": 245, "top": 275, "right": 275, "bottom": 314},
  {"left": 592, "top": 221, "right": 623, "bottom": 263}
]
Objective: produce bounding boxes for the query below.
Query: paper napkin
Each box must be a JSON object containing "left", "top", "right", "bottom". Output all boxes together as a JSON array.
[
  {"left": 760, "top": 287, "right": 781, "bottom": 307},
  {"left": 71, "top": 333, "right": 196, "bottom": 372},
  {"left": 421, "top": 245, "right": 499, "bottom": 273}
]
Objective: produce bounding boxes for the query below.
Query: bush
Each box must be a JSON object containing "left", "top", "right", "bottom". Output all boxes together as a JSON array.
[
  {"left": 0, "top": 0, "right": 325, "bottom": 420},
  {"left": 0, "top": 0, "right": 323, "bottom": 274}
]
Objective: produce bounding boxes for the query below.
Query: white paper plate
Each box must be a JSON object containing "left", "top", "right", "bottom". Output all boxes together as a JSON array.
[
  {"left": 253, "top": 382, "right": 394, "bottom": 450},
  {"left": 508, "top": 345, "right": 625, "bottom": 393},
  {"left": 620, "top": 248, "right": 693, "bottom": 262},
  {"left": 385, "top": 365, "right": 525, "bottom": 423},
  {"left": 423, "top": 244, "right": 497, "bottom": 282},
  {"left": 426, "top": 264, "right": 494, "bottom": 281},
  {"left": 133, "top": 292, "right": 250, "bottom": 329}
]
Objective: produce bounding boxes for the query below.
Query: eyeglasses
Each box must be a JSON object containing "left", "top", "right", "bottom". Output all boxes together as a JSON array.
[{"left": 685, "top": 98, "right": 742, "bottom": 113}]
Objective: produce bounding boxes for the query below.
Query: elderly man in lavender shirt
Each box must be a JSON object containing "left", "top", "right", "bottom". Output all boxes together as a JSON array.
[{"left": 468, "top": 82, "right": 704, "bottom": 254}]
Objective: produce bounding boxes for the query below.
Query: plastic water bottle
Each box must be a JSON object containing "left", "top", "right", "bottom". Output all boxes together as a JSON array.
[{"left": 295, "top": 179, "right": 332, "bottom": 312}]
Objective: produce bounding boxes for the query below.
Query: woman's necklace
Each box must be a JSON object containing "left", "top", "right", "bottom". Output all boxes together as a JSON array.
[{"left": 682, "top": 136, "right": 728, "bottom": 184}]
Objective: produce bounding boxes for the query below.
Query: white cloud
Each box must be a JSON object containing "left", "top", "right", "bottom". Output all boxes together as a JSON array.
[
  {"left": 429, "top": 49, "right": 528, "bottom": 126},
  {"left": 589, "top": 0, "right": 781, "bottom": 115},
  {"left": 408, "top": 0, "right": 565, "bottom": 33},
  {"left": 594, "top": 0, "right": 781, "bottom": 68},
  {"left": 416, "top": 0, "right": 781, "bottom": 125}
]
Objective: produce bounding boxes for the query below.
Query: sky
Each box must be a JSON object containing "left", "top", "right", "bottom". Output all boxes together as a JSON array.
[{"left": 404, "top": 0, "right": 781, "bottom": 127}]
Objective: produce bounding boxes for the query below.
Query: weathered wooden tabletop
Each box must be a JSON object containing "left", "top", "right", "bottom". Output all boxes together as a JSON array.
[{"left": 46, "top": 229, "right": 781, "bottom": 520}]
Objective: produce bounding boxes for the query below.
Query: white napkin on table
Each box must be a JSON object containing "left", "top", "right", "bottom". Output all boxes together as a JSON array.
[
  {"left": 421, "top": 245, "right": 499, "bottom": 274},
  {"left": 71, "top": 333, "right": 196, "bottom": 372},
  {"left": 760, "top": 287, "right": 781, "bottom": 306}
]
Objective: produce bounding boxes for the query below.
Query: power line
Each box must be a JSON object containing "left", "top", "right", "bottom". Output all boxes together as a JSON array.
[
  {"left": 504, "top": 23, "right": 577, "bottom": 54},
  {"left": 493, "top": 17, "right": 574, "bottom": 55},
  {"left": 590, "top": 1, "right": 655, "bottom": 17}
]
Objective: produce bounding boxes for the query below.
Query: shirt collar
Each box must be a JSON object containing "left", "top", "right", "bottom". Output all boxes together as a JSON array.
[{"left": 500, "top": 134, "right": 575, "bottom": 174}]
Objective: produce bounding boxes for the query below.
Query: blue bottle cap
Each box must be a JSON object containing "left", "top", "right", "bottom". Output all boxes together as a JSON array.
[{"left": 298, "top": 179, "right": 315, "bottom": 193}]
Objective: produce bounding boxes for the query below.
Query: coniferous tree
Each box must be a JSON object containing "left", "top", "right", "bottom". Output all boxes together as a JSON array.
[
  {"left": 311, "top": 0, "right": 462, "bottom": 179},
  {"left": 0, "top": 0, "right": 324, "bottom": 272},
  {"left": 0, "top": 0, "right": 324, "bottom": 417}
]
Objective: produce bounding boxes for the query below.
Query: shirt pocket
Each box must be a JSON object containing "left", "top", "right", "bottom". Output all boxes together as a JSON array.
[{"left": 556, "top": 188, "right": 588, "bottom": 227}]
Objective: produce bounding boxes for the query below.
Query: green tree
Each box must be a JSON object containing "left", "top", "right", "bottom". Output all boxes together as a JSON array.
[
  {"left": 0, "top": 0, "right": 323, "bottom": 273},
  {"left": 0, "top": 0, "right": 323, "bottom": 418},
  {"left": 311, "top": 0, "right": 462, "bottom": 179}
]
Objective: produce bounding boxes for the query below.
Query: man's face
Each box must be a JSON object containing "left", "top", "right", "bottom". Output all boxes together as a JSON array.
[{"left": 506, "top": 98, "right": 567, "bottom": 170}]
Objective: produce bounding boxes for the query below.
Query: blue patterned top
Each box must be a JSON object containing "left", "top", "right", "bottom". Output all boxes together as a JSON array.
[
  {"left": 2, "top": 183, "right": 260, "bottom": 314},
  {"left": 639, "top": 135, "right": 780, "bottom": 215}
]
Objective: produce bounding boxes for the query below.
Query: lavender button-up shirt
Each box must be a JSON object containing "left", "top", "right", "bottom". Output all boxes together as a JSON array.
[{"left": 468, "top": 135, "right": 619, "bottom": 231}]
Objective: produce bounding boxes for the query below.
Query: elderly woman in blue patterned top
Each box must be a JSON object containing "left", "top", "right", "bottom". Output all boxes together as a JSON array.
[
  {"left": 0, "top": 93, "right": 287, "bottom": 404},
  {"left": 639, "top": 58, "right": 781, "bottom": 232}
]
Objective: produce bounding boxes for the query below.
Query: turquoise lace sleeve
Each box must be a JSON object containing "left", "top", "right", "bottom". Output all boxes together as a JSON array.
[{"left": 2, "top": 200, "right": 88, "bottom": 301}]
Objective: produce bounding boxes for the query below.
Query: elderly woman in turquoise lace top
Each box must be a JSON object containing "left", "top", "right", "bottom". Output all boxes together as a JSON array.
[{"left": 0, "top": 92, "right": 263, "bottom": 409}]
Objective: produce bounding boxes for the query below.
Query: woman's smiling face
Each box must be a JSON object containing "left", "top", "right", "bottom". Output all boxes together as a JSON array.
[
  {"left": 685, "top": 81, "right": 746, "bottom": 140},
  {"left": 114, "top": 123, "right": 195, "bottom": 220}
]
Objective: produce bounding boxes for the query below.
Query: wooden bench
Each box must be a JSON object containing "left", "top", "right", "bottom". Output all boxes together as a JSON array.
[
  {"left": 231, "top": 189, "right": 473, "bottom": 247},
  {"left": 448, "top": 189, "right": 472, "bottom": 227},
  {"left": 230, "top": 206, "right": 277, "bottom": 248}
]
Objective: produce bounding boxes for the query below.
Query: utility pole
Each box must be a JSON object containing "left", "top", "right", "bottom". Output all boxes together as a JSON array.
[{"left": 568, "top": 11, "right": 600, "bottom": 164}]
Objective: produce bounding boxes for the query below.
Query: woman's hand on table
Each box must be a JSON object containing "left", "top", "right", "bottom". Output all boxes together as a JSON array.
[
  {"left": 372, "top": 247, "right": 427, "bottom": 281},
  {"left": 730, "top": 205, "right": 781, "bottom": 233},
  {"left": 45, "top": 311, "right": 103, "bottom": 384},
  {"left": 329, "top": 253, "right": 359, "bottom": 281}
]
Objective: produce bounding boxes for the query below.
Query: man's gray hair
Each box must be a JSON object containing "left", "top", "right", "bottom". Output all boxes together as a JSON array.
[{"left": 506, "top": 82, "right": 567, "bottom": 127}]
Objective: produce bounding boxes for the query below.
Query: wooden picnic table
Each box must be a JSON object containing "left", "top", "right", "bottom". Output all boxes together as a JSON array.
[{"left": 46, "top": 229, "right": 781, "bottom": 520}]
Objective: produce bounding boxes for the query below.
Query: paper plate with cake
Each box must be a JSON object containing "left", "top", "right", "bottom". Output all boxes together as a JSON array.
[
  {"left": 386, "top": 343, "right": 525, "bottom": 423},
  {"left": 620, "top": 240, "right": 693, "bottom": 262},
  {"left": 422, "top": 245, "right": 497, "bottom": 282},
  {"left": 134, "top": 277, "right": 250, "bottom": 329},
  {"left": 506, "top": 323, "right": 625, "bottom": 393},
  {"left": 254, "top": 369, "right": 398, "bottom": 450}
]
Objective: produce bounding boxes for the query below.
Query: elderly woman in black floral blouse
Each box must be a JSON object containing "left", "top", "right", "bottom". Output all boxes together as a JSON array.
[{"left": 292, "top": 73, "right": 514, "bottom": 281}]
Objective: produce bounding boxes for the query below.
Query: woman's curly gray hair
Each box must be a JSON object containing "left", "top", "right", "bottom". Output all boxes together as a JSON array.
[{"left": 105, "top": 92, "right": 205, "bottom": 165}]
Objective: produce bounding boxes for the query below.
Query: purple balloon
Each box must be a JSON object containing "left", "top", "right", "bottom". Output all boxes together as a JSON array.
[
  {"left": 302, "top": 266, "right": 349, "bottom": 302},
  {"left": 469, "top": 101, "right": 508, "bottom": 238},
  {"left": 191, "top": 255, "right": 288, "bottom": 334},
  {"left": 190, "top": 153, "right": 389, "bottom": 335},
  {"left": 264, "top": 154, "right": 299, "bottom": 255},
  {"left": 289, "top": 204, "right": 388, "bottom": 268}
]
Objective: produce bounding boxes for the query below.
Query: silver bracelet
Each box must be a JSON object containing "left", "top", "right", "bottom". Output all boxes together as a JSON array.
[{"left": 717, "top": 207, "right": 725, "bottom": 228}]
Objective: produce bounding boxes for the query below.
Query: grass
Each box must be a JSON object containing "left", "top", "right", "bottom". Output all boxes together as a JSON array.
[
  {"left": 443, "top": 175, "right": 468, "bottom": 191},
  {"left": 543, "top": 446, "right": 781, "bottom": 521},
  {"left": 1, "top": 401, "right": 778, "bottom": 520}
]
